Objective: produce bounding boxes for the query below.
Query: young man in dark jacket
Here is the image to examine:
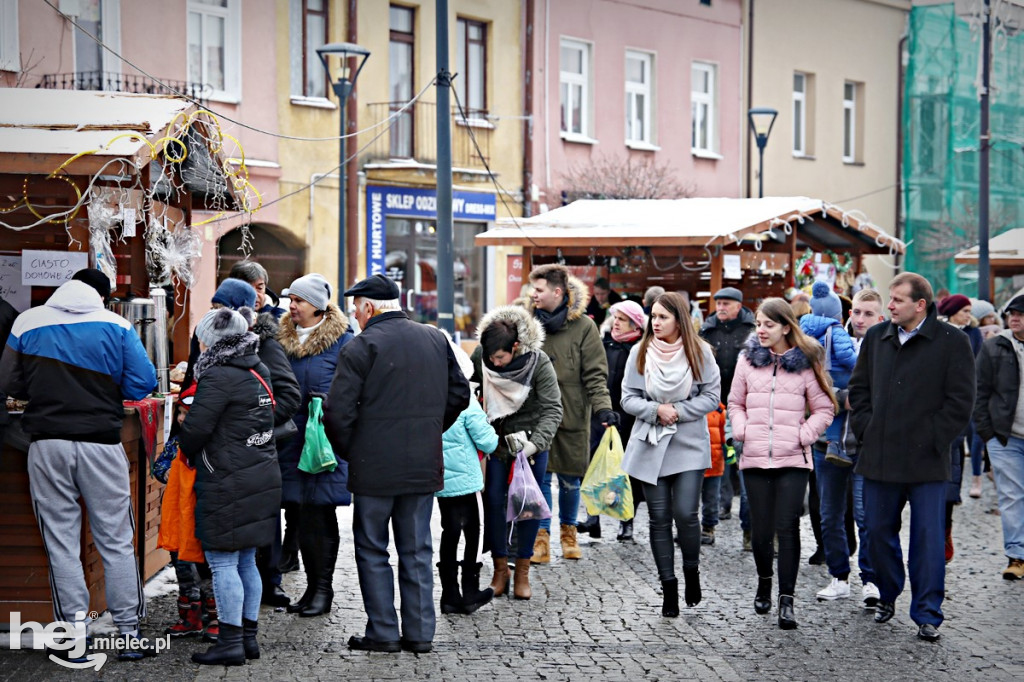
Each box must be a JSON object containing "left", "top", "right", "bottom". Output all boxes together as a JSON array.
[
  {"left": 849, "top": 272, "right": 976, "bottom": 642},
  {"left": 974, "top": 294, "right": 1024, "bottom": 580},
  {"left": 325, "top": 274, "right": 470, "bottom": 654},
  {"left": 0, "top": 271, "right": 158, "bottom": 660}
]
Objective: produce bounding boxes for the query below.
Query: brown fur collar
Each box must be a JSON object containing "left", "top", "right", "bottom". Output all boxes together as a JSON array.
[{"left": 278, "top": 303, "right": 350, "bottom": 358}]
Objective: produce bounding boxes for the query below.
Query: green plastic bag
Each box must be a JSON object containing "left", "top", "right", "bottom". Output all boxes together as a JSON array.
[
  {"left": 581, "top": 426, "right": 634, "bottom": 521},
  {"left": 299, "top": 396, "right": 337, "bottom": 474}
]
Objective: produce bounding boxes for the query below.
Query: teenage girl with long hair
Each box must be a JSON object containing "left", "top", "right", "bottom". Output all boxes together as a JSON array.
[{"left": 728, "top": 298, "right": 836, "bottom": 630}]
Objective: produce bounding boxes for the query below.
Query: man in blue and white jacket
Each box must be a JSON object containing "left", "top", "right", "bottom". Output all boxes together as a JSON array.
[{"left": 0, "top": 269, "right": 157, "bottom": 660}]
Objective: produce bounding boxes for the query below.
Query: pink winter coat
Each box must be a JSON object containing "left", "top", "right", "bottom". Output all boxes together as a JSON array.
[{"left": 728, "top": 336, "right": 835, "bottom": 470}]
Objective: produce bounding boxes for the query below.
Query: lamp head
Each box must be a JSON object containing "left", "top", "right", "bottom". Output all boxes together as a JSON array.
[
  {"left": 748, "top": 107, "right": 778, "bottom": 149},
  {"left": 317, "top": 42, "right": 371, "bottom": 100}
]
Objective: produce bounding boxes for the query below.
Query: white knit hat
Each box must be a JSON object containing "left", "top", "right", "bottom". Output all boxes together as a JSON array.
[{"left": 197, "top": 307, "right": 250, "bottom": 347}]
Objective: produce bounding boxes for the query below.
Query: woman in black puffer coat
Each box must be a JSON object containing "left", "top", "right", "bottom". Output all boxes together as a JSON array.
[
  {"left": 180, "top": 307, "right": 281, "bottom": 666},
  {"left": 276, "top": 273, "right": 354, "bottom": 617}
]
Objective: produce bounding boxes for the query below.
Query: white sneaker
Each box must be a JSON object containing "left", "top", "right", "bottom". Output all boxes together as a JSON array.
[
  {"left": 816, "top": 577, "right": 851, "bottom": 601},
  {"left": 862, "top": 582, "right": 880, "bottom": 608}
]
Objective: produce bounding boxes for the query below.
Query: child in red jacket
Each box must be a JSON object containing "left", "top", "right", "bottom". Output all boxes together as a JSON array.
[{"left": 700, "top": 404, "right": 727, "bottom": 545}]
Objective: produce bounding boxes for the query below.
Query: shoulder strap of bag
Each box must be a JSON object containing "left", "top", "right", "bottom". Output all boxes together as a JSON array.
[{"left": 249, "top": 369, "right": 276, "bottom": 408}]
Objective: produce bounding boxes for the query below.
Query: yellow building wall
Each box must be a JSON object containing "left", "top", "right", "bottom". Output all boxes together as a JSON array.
[{"left": 273, "top": 0, "right": 524, "bottom": 301}]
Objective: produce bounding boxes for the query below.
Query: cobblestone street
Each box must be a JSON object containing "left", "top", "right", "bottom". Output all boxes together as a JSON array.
[{"left": 3, "top": 481, "right": 1022, "bottom": 682}]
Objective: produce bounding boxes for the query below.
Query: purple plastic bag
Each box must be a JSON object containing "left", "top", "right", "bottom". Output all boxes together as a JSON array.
[{"left": 506, "top": 450, "right": 552, "bottom": 523}]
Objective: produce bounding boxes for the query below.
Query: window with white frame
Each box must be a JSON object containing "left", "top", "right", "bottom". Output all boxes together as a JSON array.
[
  {"left": 560, "top": 38, "right": 591, "bottom": 137},
  {"left": 793, "top": 72, "right": 807, "bottom": 155},
  {"left": 456, "top": 18, "right": 487, "bottom": 117},
  {"left": 625, "top": 50, "right": 653, "bottom": 146},
  {"left": 187, "top": 0, "right": 241, "bottom": 101},
  {"left": 70, "top": 0, "right": 122, "bottom": 86},
  {"left": 0, "top": 0, "right": 20, "bottom": 72},
  {"left": 843, "top": 81, "right": 857, "bottom": 162},
  {"left": 691, "top": 62, "right": 717, "bottom": 154}
]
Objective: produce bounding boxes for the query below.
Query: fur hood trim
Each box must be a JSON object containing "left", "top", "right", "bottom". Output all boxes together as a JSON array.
[
  {"left": 523, "top": 266, "right": 590, "bottom": 323},
  {"left": 252, "top": 311, "right": 280, "bottom": 343},
  {"left": 742, "top": 334, "right": 813, "bottom": 373},
  {"left": 278, "top": 303, "right": 350, "bottom": 358},
  {"left": 476, "top": 305, "right": 546, "bottom": 355},
  {"left": 194, "top": 331, "right": 260, "bottom": 380}
]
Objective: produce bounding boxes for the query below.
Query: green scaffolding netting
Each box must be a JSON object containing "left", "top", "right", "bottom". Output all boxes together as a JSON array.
[{"left": 903, "top": 2, "right": 1024, "bottom": 302}]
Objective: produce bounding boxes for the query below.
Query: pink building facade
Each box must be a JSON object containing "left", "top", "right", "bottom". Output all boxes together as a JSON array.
[
  {"left": 2, "top": 0, "right": 283, "bottom": 310},
  {"left": 526, "top": 0, "right": 743, "bottom": 212}
]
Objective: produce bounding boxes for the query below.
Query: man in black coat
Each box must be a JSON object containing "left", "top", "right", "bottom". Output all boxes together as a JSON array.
[
  {"left": 849, "top": 272, "right": 976, "bottom": 642},
  {"left": 324, "top": 274, "right": 470, "bottom": 654}
]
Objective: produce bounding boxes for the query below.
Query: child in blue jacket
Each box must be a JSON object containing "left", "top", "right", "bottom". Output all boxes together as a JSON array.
[{"left": 436, "top": 340, "right": 499, "bottom": 615}]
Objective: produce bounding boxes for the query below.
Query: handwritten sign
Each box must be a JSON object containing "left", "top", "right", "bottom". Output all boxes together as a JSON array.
[
  {"left": 0, "top": 255, "right": 31, "bottom": 311},
  {"left": 21, "top": 250, "right": 89, "bottom": 287}
]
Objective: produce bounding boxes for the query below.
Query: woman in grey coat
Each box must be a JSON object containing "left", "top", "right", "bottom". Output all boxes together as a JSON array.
[{"left": 621, "top": 293, "right": 721, "bottom": 615}]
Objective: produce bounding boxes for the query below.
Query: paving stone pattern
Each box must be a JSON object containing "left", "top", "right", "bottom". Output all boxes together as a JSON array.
[{"left": 2, "top": 480, "right": 1021, "bottom": 681}]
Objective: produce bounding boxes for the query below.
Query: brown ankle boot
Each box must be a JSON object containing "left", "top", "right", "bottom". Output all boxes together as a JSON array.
[
  {"left": 531, "top": 528, "right": 551, "bottom": 564},
  {"left": 513, "top": 558, "right": 532, "bottom": 600},
  {"left": 560, "top": 524, "right": 582, "bottom": 560},
  {"left": 490, "top": 557, "right": 510, "bottom": 597}
]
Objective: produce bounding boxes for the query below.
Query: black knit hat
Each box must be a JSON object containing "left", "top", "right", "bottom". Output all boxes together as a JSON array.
[{"left": 71, "top": 268, "right": 111, "bottom": 303}]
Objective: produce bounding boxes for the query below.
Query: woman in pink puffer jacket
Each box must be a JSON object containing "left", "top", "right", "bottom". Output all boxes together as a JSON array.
[{"left": 728, "top": 298, "right": 836, "bottom": 631}]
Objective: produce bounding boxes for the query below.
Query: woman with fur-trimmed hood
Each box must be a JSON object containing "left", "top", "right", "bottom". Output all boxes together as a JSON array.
[
  {"left": 276, "top": 274, "right": 354, "bottom": 618},
  {"left": 471, "top": 305, "right": 563, "bottom": 601}
]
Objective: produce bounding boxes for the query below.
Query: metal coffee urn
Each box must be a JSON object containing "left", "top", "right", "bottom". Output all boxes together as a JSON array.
[{"left": 109, "top": 289, "right": 169, "bottom": 393}]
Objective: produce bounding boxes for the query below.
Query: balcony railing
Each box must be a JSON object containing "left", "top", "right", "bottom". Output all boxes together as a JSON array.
[
  {"left": 366, "top": 101, "right": 492, "bottom": 171},
  {"left": 37, "top": 71, "right": 210, "bottom": 102}
]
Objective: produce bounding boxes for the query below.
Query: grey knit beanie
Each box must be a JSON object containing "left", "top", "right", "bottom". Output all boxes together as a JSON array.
[
  {"left": 283, "top": 273, "right": 332, "bottom": 311},
  {"left": 197, "top": 307, "right": 250, "bottom": 347}
]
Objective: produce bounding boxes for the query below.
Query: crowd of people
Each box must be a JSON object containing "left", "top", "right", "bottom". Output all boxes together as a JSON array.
[{"left": 1, "top": 259, "right": 1022, "bottom": 666}]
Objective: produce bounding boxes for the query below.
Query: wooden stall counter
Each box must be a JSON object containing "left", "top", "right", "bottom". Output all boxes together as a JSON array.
[{"left": 1, "top": 399, "right": 170, "bottom": 625}]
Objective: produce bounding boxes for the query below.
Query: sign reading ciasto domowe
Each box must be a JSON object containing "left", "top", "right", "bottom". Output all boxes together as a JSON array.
[{"left": 366, "top": 185, "right": 496, "bottom": 276}]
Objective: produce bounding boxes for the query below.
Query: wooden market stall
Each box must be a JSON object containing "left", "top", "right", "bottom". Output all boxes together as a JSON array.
[
  {"left": 0, "top": 89, "right": 244, "bottom": 623},
  {"left": 954, "top": 228, "right": 1024, "bottom": 306},
  {"left": 476, "top": 197, "right": 905, "bottom": 311}
]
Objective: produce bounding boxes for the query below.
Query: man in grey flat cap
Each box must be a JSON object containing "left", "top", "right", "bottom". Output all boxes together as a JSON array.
[{"left": 324, "top": 274, "right": 470, "bottom": 654}]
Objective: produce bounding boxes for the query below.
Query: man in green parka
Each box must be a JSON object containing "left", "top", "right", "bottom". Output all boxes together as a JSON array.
[{"left": 526, "top": 264, "right": 616, "bottom": 562}]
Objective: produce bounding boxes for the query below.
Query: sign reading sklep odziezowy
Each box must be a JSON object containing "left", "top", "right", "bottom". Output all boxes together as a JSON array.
[{"left": 366, "top": 185, "right": 496, "bottom": 276}]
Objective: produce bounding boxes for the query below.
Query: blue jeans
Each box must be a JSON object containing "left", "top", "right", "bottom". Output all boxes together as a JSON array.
[
  {"left": 987, "top": 436, "right": 1024, "bottom": 560},
  {"left": 813, "top": 448, "right": 874, "bottom": 584},
  {"left": 485, "top": 451, "right": 549, "bottom": 559},
  {"left": 701, "top": 476, "right": 722, "bottom": 528},
  {"left": 863, "top": 478, "right": 946, "bottom": 627},
  {"left": 205, "top": 548, "right": 261, "bottom": 627},
  {"left": 539, "top": 471, "right": 581, "bottom": 531},
  {"left": 969, "top": 421, "right": 985, "bottom": 477}
]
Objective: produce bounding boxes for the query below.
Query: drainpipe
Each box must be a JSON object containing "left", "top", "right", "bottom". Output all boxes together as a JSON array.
[
  {"left": 895, "top": 28, "right": 907, "bottom": 269},
  {"left": 523, "top": 0, "right": 535, "bottom": 217},
  {"left": 744, "top": 0, "right": 754, "bottom": 198},
  {"left": 345, "top": 0, "right": 360, "bottom": 287}
]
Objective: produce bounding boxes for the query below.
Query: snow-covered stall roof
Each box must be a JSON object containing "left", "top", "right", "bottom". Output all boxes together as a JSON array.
[
  {"left": 476, "top": 197, "right": 904, "bottom": 254},
  {"left": 954, "top": 228, "right": 1024, "bottom": 267},
  {"left": 0, "top": 89, "right": 199, "bottom": 175}
]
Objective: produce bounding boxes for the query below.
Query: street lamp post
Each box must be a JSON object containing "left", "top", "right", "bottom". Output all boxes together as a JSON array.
[
  {"left": 748, "top": 107, "right": 778, "bottom": 199},
  {"left": 318, "top": 42, "right": 370, "bottom": 291}
]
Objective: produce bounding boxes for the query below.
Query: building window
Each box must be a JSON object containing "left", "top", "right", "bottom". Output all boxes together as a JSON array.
[
  {"left": 793, "top": 71, "right": 815, "bottom": 156},
  {"left": 843, "top": 81, "right": 863, "bottom": 163},
  {"left": 389, "top": 4, "right": 415, "bottom": 158},
  {"left": 456, "top": 18, "right": 487, "bottom": 117},
  {"left": 691, "top": 61, "right": 717, "bottom": 154},
  {"left": 625, "top": 50, "right": 653, "bottom": 146},
  {"left": 70, "top": 0, "right": 121, "bottom": 84},
  {"left": 303, "top": 0, "right": 328, "bottom": 98},
  {"left": 560, "top": 38, "right": 591, "bottom": 137},
  {"left": 187, "top": 0, "right": 241, "bottom": 101},
  {"left": 0, "top": 0, "right": 18, "bottom": 72}
]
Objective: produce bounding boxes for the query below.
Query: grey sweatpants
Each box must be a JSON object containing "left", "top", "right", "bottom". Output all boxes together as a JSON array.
[{"left": 27, "top": 439, "right": 145, "bottom": 630}]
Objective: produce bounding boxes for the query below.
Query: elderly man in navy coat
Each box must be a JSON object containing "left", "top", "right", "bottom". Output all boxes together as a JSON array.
[{"left": 324, "top": 274, "right": 469, "bottom": 654}]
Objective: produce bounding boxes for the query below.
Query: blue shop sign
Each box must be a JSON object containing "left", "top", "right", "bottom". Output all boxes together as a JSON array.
[{"left": 366, "top": 185, "right": 496, "bottom": 276}]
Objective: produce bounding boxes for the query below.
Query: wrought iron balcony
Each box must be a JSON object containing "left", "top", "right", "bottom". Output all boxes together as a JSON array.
[
  {"left": 37, "top": 71, "right": 210, "bottom": 102},
  {"left": 365, "top": 101, "right": 492, "bottom": 171}
]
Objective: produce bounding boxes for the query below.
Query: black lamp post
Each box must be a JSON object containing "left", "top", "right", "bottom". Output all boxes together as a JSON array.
[
  {"left": 748, "top": 107, "right": 778, "bottom": 198},
  {"left": 317, "top": 42, "right": 370, "bottom": 291}
]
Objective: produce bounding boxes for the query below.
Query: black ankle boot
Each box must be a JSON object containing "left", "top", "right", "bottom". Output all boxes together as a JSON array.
[
  {"left": 437, "top": 561, "right": 464, "bottom": 615},
  {"left": 617, "top": 519, "right": 634, "bottom": 542},
  {"left": 192, "top": 623, "right": 245, "bottom": 666},
  {"left": 460, "top": 561, "right": 494, "bottom": 614},
  {"left": 778, "top": 595, "right": 797, "bottom": 630},
  {"left": 754, "top": 577, "right": 772, "bottom": 615},
  {"left": 683, "top": 567, "right": 701, "bottom": 607},
  {"left": 661, "top": 578, "right": 679, "bottom": 617},
  {"left": 576, "top": 515, "right": 601, "bottom": 539},
  {"left": 241, "top": 619, "right": 259, "bottom": 660}
]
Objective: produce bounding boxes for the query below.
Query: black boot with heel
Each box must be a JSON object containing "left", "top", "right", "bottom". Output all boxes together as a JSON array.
[
  {"left": 661, "top": 578, "right": 679, "bottom": 617},
  {"left": 683, "top": 567, "right": 701, "bottom": 607},
  {"left": 778, "top": 595, "right": 797, "bottom": 630},
  {"left": 754, "top": 577, "right": 772, "bottom": 615}
]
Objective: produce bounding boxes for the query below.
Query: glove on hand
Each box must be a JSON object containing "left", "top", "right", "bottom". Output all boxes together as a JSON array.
[
  {"left": 505, "top": 431, "right": 529, "bottom": 454},
  {"left": 521, "top": 441, "right": 538, "bottom": 458},
  {"left": 598, "top": 409, "right": 621, "bottom": 427}
]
